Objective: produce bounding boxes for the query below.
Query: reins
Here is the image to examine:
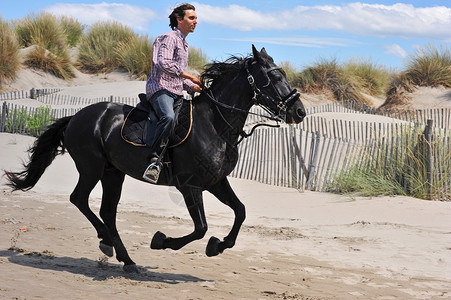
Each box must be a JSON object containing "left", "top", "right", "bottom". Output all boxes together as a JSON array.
[
  {"left": 201, "top": 86, "right": 281, "bottom": 145},
  {"left": 201, "top": 87, "right": 281, "bottom": 122}
]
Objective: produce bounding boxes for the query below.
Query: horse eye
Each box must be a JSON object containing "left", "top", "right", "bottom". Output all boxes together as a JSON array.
[{"left": 272, "top": 73, "right": 283, "bottom": 81}]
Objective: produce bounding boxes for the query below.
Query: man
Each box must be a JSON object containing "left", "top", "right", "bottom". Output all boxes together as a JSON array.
[{"left": 143, "top": 3, "right": 202, "bottom": 183}]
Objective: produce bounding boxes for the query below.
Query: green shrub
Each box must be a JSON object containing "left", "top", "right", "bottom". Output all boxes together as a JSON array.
[
  {"left": 0, "top": 17, "right": 20, "bottom": 86},
  {"left": 116, "top": 34, "right": 153, "bottom": 80},
  {"left": 77, "top": 21, "right": 135, "bottom": 73},
  {"left": 4, "top": 106, "right": 53, "bottom": 136},
  {"left": 27, "top": 106, "right": 53, "bottom": 136}
]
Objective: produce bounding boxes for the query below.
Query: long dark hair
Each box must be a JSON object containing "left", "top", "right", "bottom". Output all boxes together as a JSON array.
[{"left": 169, "top": 3, "right": 195, "bottom": 30}]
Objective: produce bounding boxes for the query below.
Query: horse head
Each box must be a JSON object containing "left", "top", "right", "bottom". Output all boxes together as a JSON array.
[{"left": 246, "top": 45, "right": 306, "bottom": 124}]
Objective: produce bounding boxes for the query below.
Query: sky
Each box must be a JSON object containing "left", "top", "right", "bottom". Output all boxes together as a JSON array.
[{"left": 1, "top": 0, "right": 450, "bottom": 70}]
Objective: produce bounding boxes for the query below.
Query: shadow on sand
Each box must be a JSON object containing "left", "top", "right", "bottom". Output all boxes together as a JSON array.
[{"left": 0, "top": 248, "right": 208, "bottom": 284}]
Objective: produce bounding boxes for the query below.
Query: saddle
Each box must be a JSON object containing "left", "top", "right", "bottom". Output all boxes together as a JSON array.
[{"left": 121, "top": 93, "right": 192, "bottom": 148}]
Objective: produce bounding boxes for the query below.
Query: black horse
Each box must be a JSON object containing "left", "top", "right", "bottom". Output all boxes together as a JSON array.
[{"left": 5, "top": 45, "right": 305, "bottom": 273}]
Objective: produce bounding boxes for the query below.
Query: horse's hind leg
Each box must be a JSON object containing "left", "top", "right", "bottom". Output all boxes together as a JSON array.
[
  {"left": 70, "top": 169, "right": 113, "bottom": 256},
  {"left": 150, "top": 187, "right": 208, "bottom": 251},
  {"left": 206, "top": 177, "right": 246, "bottom": 256},
  {"left": 99, "top": 168, "right": 138, "bottom": 273}
]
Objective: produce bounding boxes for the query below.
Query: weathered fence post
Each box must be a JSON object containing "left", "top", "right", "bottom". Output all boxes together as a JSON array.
[
  {"left": 30, "top": 88, "right": 36, "bottom": 99},
  {"left": 424, "top": 119, "right": 434, "bottom": 200},
  {"left": 1, "top": 102, "right": 7, "bottom": 132}
]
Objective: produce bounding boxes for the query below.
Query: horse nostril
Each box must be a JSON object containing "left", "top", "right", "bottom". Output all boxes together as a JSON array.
[{"left": 296, "top": 108, "right": 305, "bottom": 119}]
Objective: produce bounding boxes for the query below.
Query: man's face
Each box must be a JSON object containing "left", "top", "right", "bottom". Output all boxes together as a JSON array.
[{"left": 177, "top": 9, "right": 197, "bottom": 35}]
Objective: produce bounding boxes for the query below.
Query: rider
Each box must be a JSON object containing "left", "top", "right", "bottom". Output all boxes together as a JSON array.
[{"left": 143, "top": 3, "right": 202, "bottom": 183}]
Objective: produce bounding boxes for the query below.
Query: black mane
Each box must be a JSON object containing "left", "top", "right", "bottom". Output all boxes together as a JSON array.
[{"left": 201, "top": 55, "right": 253, "bottom": 87}]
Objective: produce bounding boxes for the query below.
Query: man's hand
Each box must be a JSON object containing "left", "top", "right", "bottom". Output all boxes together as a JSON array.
[
  {"left": 181, "top": 71, "right": 202, "bottom": 86},
  {"left": 192, "top": 85, "right": 202, "bottom": 93}
]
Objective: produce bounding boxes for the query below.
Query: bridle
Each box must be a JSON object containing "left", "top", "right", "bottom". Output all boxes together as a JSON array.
[
  {"left": 202, "top": 58, "right": 300, "bottom": 122},
  {"left": 201, "top": 58, "right": 300, "bottom": 143},
  {"left": 244, "top": 58, "right": 300, "bottom": 122}
]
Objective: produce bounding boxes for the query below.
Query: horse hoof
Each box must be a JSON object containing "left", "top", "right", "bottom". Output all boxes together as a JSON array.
[
  {"left": 99, "top": 242, "right": 114, "bottom": 257},
  {"left": 150, "top": 231, "right": 167, "bottom": 249},
  {"left": 206, "top": 236, "right": 221, "bottom": 257},
  {"left": 123, "top": 264, "right": 140, "bottom": 274}
]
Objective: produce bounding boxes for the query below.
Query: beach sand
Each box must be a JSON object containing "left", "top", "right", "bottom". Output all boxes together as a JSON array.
[
  {"left": 1, "top": 69, "right": 451, "bottom": 299},
  {"left": 1, "top": 132, "right": 450, "bottom": 299}
]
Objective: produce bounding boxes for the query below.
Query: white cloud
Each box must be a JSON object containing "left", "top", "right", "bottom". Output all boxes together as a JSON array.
[
  {"left": 384, "top": 44, "right": 408, "bottom": 58},
  {"left": 44, "top": 3, "right": 158, "bottom": 31},
  {"left": 193, "top": 2, "right": 451, "bottom": 40},
  {"left": 215, "top": 37, "right": 359, "bottom": 48}
]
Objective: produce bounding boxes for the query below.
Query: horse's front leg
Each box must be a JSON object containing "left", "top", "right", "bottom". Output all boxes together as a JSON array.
[
  {"left": 150, "top": 187, "right": 207, "bottom": 251},
  {"left": 206, "top": 177, "right": 246, "bottom": 256}
]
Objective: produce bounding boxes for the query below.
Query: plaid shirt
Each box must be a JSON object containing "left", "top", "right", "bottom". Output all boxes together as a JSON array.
[{"left": 146, "top": 28, "right": 195, "bottom": 98}]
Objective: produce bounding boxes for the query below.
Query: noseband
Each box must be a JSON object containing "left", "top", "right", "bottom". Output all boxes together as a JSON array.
[{"left": 244, "top": 59, "right": 299, "bottom": 121}]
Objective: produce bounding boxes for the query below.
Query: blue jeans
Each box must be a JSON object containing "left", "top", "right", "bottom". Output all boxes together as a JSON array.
[{"left": 148, "top": 89, "right": 178, "bottom": 157}]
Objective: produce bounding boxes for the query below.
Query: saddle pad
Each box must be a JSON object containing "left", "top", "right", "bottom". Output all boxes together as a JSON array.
[{"left": 121, "top": 100, "right": 192, "bottom": 148}]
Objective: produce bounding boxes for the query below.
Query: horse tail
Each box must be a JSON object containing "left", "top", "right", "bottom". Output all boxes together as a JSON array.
[{"left": 4, "top": 116, "right": 73, "bottom": 191}]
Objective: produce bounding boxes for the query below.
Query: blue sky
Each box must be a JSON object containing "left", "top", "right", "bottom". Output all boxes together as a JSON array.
[{"left": 1, "top": 0, "right": 450, "bottom": 70}]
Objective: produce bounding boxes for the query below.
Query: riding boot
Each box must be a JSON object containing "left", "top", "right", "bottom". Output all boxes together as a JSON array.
[{"left": 142, "top": 138, "right": 169, "bottom": 184}]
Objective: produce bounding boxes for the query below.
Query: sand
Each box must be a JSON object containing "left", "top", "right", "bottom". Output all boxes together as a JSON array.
[
  {"left": 1, "top": 68, "right": 451, "bottom": 299},
  {"left": 1, "top": 132, "right": 450, "bottom": 299}
]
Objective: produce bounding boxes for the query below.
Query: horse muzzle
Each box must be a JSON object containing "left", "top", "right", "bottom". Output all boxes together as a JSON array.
[{"left": 285, "top": 94, "right": 306, "bottom": 124}]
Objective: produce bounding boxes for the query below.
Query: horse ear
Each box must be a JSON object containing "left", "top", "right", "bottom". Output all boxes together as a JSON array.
[
  {"left": 259, "top": 47, "right": 274, "bottom": 63},
  {"left": 252, "top": 44, "right": 260, "bottom": 60}
]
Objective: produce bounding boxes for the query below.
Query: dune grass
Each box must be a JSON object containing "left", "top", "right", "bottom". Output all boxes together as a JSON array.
[
  {"left": 116, "top": 34, "right": 153, "bottom": 80},
  {"left": 279, "top": 61, "right": 298, "bottom": 85},
  {"left": 59, "top": 15, "right": 86, "bottom": 47},
  {"left": 14, "top": 12, "right": 75, "bottom": 79},
  {"left": 77, "top": 21, "right": 135, "bottom": 73},
  {"left": 0, "top": 17, "right": 20, "bottom": 87},
  {"left": 405, "top": 44, "right": 451, "bottom": 88},
  {"left": 383, "top": 44, "right": 451, "bottom": 107},
  {"left": 333, "top": 127, "right": 451, "bottom": 200},
  {"left": 188, "top": 46, "right": 209, "bottom": 73},
  {"left": 24, "top": 45, "right": 75, "bottom": 79},
  {"left": 332, "top": 165, "right": 407, "bottom": 197},
  {"left": 344, "top": 58, "right": 392, "bottom": 97},
  {"left": 296, "top": 58, "right": 368, "bottom": 104},
  {"left": 15, "top": 13, "right": 66, "bottom": 53}
]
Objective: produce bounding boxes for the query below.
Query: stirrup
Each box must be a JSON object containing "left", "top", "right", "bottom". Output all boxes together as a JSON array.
[{"left": 143, "top": 162, "right": 161, "bottom": 184}]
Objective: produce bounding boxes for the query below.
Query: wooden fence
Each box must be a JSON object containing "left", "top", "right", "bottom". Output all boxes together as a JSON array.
[
  {"left": 230, "top": 122, "right": 450, "bottom": 201},
  {"left": 248, "top": 101, "right": 451, "bottom": 130},
  {"left": 0, "top": 90, "right": 450, "bottom": 200},
  {"left": 0, "top": 88, "right": 61, "bottom": 100},
  {"left": 36, "top": 94, "right": 139, "bottom": 107}
]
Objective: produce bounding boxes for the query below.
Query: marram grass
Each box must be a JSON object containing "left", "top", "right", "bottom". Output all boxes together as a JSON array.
[
  {"left": 332, "top": 126, "right": 451, "bottom": 200},
  {"left": 0, "top": 17, "right": 20, "bottom": 86}
]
